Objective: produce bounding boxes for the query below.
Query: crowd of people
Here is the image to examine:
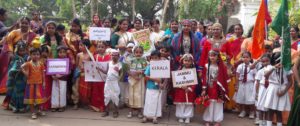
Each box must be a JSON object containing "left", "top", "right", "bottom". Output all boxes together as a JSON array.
[{"left": 0, "top": 8, "right": 300, "bottom": 126}]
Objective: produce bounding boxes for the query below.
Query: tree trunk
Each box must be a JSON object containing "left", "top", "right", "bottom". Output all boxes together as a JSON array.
[
  {"left": 90, "top": 0, "right": 96, "bottom": 19},
  {"left": 71, "top": 0, "right": 77, "bottom": 18},
  {"left": 131, "top": 0, "right": 136, "bottom": 21},
  {"left": 161, "top": 0, "right": 170, "bottom": 27}
]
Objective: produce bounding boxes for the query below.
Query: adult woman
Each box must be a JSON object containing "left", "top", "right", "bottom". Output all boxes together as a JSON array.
[
  {"left": 1, "top": 17, "right": 36, "bottom": 106},
  {"left": 40, "top": 21, "right": 63, "bottom": 58},
  {"left": 143, "top": 20, "right": 151, "bottom": 30},
  {"left": 164, "top": 20, "right": 179, "bottom": 46},
  {"left": 110, "top": 19, "right": 133, "bottom": 49},
  {"left": 91, "top": 14, "right": 102, "bottom": 27},
  {"left": 129, "top": 19, "right": 143, "bottom": 32},
  {"left": 30, "top": 11, "right": 43, "bottom": 35},
  {"left": 199, "top": 23, "right": 231, "bottom": 68},
  {"left": 172, "top": 20, "right": 201, "bottom": 70},
  {"left": 290, "top": 26, "right": 300, "bottom": 50},
  {"left": 150, "top": 19, "right": 164, "bottom": 53}
]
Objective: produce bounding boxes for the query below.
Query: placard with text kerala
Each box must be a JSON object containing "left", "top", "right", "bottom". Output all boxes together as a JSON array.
[
  {"left": 89, "top": 27, "right": 111, "bottom": 41},
  {"left": 171, "top": 68, "right": 198, "bottom": 88},
  {"left": 150, "top": 60, "right": 170, "bottom": 78},
  {"left": 47, "top": 58, "right": 70, "bottom": 75}
]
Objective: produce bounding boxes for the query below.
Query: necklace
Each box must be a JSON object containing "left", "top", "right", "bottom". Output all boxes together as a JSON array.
[{"left": 31, "top": 61, "right": 41, "bottom": 72}]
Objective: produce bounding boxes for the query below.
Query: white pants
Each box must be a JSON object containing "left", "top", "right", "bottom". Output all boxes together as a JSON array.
[
  {"left": 143, "top": 89, "right": 162, "bottom": 117},
  {"left": 203, "top": 100, "right": 224, "bottom": 122},
  {"left": 175, "top": 104, "right": 194, "bottom": 118},
  {"left": 119, "top": 81, "right": 129, "bottom": 105},
  {"left": 104, "top": 80, "right": 120, "bottom": 106},
  {"left": 51, "top": 80, "right": 67, "bottom": 108}
]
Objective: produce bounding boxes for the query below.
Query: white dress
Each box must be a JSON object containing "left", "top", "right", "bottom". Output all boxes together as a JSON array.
[
  {"left": 235, "top": 63, "right": 256, "bottom": 105},
  {"left": 104, "top": 61, "right": 122, "bottom": 106},
  {"left": 261, "top": 66, "right": 292, "bottom": 111},
  {"left": 255, "top": 66, "right": 270, "bottom": 111}
]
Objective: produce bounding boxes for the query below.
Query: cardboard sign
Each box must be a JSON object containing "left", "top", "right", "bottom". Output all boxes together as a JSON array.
[
  {"left": 172, "top": 68, "right": 198, "bottom": 88},
  {"left": 84, "top": 61, "right": 108, "bottom": 82},
  {"left": 47, "top": 58, "right": 70, "bottom": 75},
  {"left": 89, "top": 27, "right": 111, "bottom": 41},
  {"left": 150, "top": 60, "right": 170, "bottom": 78},
  {"left": 132, "top": 29, "right": 151, "bottom": 52}
]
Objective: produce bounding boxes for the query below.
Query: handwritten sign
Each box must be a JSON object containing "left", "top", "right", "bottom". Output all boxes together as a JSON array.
[
  {"left": 171, "top": 68, "right": 198, "bottom": 88},
  {"left": 150, "top": 60, "right": 170, "bottom": 78},
  {"left": 84, "top": 61, "right": 108, "bottom": 82},
  {"left": 47, "top": 58, "right": 69, "bottom": 75},
  {"left": 89, "top": 27, "right": 111, "bottom": 41},
  {"left": 132, "top": 29, "right": 151, "bottom": 52}
]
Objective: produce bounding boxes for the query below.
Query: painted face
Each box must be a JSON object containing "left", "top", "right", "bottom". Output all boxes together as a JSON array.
[
  {"left": 58, "top": 49, "right": 67, "bottom": 58},
  {"left": 134, "top": 48, "right": 143, "bottom": 57},
  {"left": 234, "top": 25, "right": 243, "bottom": 37},
  {"left": 46, "top": 23, "right": 56, "bottom": 35}
]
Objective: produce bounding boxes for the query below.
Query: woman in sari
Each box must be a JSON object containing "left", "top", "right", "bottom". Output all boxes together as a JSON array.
[
  {"left": 164, "top": 20, "right": 179, "bottom": 46},
  {"left": 1, "top": 17, "right": 36, "bottom": 108}
]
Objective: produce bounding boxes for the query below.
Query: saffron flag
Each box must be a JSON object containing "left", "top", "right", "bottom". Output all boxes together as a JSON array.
[
  {"left": 270, "top": 0, "right": 291, "bottom": 71},
  {"left": 251, "top": 0, "right": 270, "bottom": 59}
]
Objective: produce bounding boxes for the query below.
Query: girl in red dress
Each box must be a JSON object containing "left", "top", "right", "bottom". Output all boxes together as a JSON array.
[
  {"left": 90, "top": 42, "right": 110, "bottom": 112},
  {"left": 173, "top": 54, "right": 197, "bottom": 124}
]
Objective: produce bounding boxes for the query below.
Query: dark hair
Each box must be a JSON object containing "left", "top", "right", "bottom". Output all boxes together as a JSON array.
[
  {"left": 45, "top": 21, "right": 62, "bottom": 46},
  {"left": 19, "top": 17, "right": 31, "bottom": 23},
  {"left": 41, "top": 44, "right": 49, "bottom": 53},
  {"left": 80, "top": 39, "right": 91, "bottom": 48},
  {"left": 57, "top": 45, "right": 68, "bottom": 52},
  {"left": 111, "top": 18, "right": 118, "bottom": 28},
  {"left": 134, "top": 19, "right": 142, "bottom": 24},
  {"left": 0, "top": 8, "right": 6, "bottom": 16},
  {"left": 29, "top": 47, "right": 41, "bottom": 54},
  {"left": 242, "top": 51, "right": 252, "bottom": 58},
  {"left": 102, "top": 18, "right": 111, "bottom": 23},
  {"left": 234, "top": 24, "right": 244, "bottom": 35},
  {"left": 227, "top": 25, "right": 235, "bottom": 34},
  {"left": 247, "top": 26, "right": 254, "bottom": 38},
  {"left": 115, "top": 19, "right": 128, "bottom": 32},
  {"left": 261, "top": 53, "right": 271, "bottom": 61},
  {"left": 191, "top": 20, "right": 198, "bottom": 25},
  {"left": 92, "top": 14, "right": 102, "bottom": 27},
  {"left": 271, "top": 52, "right": 281, "bottom": 65},
  {"left": 273, "top": 40, "right": 281, "bottom": 48},
  {"left": 264, "top": 44, "right": 273, "bottom": 51},
  {"left": 150, "top": 50, "right": 160, "bottom": 57},
  {"left": 133, "top": 46, "right": 144, "bottom": 54},
  {"left": 158, "top": 45, "right": 172, "bottom": 52},
  {"left": 71, "top": 18, "right": 84, "bottom": 39},
  {"left": 56, "top": 24, "right": 65, "bottom": 31},
  {"left": 150, "top": 19, "right": 160, "bottom": 26}
]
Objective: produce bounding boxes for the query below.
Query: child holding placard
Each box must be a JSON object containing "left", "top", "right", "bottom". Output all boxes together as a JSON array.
[
  {"left": 142, "top": 50, "right": 163, "bottom": 124},
  {"left": 72, "top": 39, "right": 91, "bottom": 109},
  {"left": 21, "top": 48, "right": 46, "bottom": 119},
  {"left": 90, "top": 42, "right": 110, "bottom": 112},
  {"left": 173, "top": 54, "right": 196, "bottom": 124},
  {"left": 51, "top": 46, "right": 70, "bottom": 112},
  {"left": 202, "top": 49, "right": 229, "bottom": 126},
  {"left": 127, "top": 46, "right": 147, "bottom": 118}
]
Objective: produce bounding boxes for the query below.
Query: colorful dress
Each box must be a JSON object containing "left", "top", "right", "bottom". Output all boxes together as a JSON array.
[
  {"left": 0, "top": 29, "right": 36, "bottom": 94},
  {"left": 7, "top": 55, "right": 27, "bottom": 111},
  {"left": 110, "top": 32, "right": 133, "bottom": 49},
  {"left": 23, "top": 61, "right": 46, "bottom": 105},
  {"left": 90, "top": 54, "right": 111, "bottom": 112},
  {"left": 128, "top": 57, "right": 147, "bottom": 108}
]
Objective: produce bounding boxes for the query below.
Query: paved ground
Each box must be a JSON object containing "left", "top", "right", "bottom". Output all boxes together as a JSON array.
[{"left": 0, "top": 96, "right": 255, "bottom": 126}]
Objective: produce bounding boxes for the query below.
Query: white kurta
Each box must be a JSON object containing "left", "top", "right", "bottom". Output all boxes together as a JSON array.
[
  {"left": 51, "top": 80, "right": 67, "bottom": 108},
  {"left": 104, "top": 61, "right": 122, "bottom": 106}
]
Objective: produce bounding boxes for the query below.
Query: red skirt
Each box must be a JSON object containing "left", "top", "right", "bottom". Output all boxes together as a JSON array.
[
  {"left": 41, "top": 75, "right": 52, "bottom": 110},
  {"left": 79, "top": 76, "right": 91, "bottom": 105},
  {"left": 0, "top": 52, "right": 10, "bottom": 93},
  {"left": 90, "top": 82, "right": 105, "bottom": 112}
]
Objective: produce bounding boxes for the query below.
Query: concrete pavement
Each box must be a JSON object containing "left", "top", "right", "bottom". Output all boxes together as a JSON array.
[{"left": 0, "top": 96, "right": 254, "bottom": 126}]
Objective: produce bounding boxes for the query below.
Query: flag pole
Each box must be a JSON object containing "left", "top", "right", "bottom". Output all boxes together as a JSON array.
[{"left": 265, "top": 20, "right": 268, "bottom": 40}]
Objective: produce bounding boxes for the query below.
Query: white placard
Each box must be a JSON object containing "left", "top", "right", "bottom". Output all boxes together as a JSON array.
[
  {"left": 84, "top": 61, "right": 108, "bottom": 82},
  {"left": 150, "top": 60, "right": 170, "bottom": 78},
  {"left": 89, "top": 27, "right": 111, "bottom": 41},
  {"left": 47, "top": 58, "right": 69, "bottom": 75},
  {"left": 171, "top": 68, "right": 198, "bottom": 88}
]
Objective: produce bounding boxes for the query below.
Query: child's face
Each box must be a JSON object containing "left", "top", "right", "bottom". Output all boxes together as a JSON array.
[
  {"left": 18, "top": 48, "right": 26, "bottom": 56},
  {"left": 31, "top": 51, "right": 40, "bottom": 61},
  {"left": 183, "top": 58, "right": 193, "bottom": 67},
  {"left": 41, "top": 51, "right": 48, "bottom": 58},
  {"left": 159, "top": 48, "right": 168, "bottom": 57},
  {"left": 126, "top": 46, "right": 133, "bottom": 53},
  {"left": 134, "top": 48, "right": 143, "bottom": 57},
  {"left": 112, "top": 55, "right": 119, "bottom": 62},
  {"left": 46, "top": 24, "right": 56, "bottom": 35},
  {"left": 58, "top": 49, "right": 67, "bottom": 58},
  {"left": 70, "top": 23, "right": 80, "bottom": 33},
  {"left": 97, "top": 43, "right": 106, "bottom": 54},
  {"left": 209, "top": 54, "right": 218, "bottom": 63},
  {"left": 242, "top": 54, "right": 251, "bottom": 63},
  {"left": 261, "top": 57, "right": 270, "bottom": 67},
  {"left": 150, "top": 55, "right": 160, "bottom": 61},
  {"left": 79, "top": 43, "right": 86, "bottom": 52}
]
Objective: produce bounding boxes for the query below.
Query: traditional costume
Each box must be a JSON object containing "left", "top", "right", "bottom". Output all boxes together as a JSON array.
[{"left": 104, "top": 60, "right": 122, "bottom": 106}]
